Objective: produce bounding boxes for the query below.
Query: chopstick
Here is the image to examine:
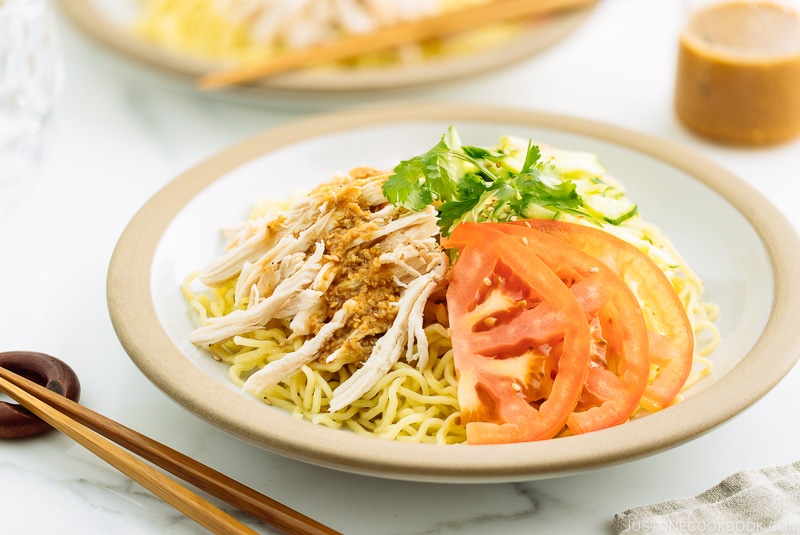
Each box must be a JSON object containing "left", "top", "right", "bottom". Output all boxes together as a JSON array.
[
  {"left": 0, "top": 366, "right": 340, "bottom": 535},
  {"left": 197, "top": 0, "right": 596, "bottom": 90}
]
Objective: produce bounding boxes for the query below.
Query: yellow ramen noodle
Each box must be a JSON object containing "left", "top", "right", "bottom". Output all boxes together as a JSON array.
[
  {"left": 182, "top": 223, "right": 719, "bottom": 443},
  {"left": 183, "top": 278, "right": 466, "bottom": 444},
  {"left": 182, "top": 154, "right": 721, "bottom": 443}
]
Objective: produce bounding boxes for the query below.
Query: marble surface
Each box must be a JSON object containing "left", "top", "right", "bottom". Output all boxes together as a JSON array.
[{"left": 2, "top": 1, "right": 800, "bottom": 533}]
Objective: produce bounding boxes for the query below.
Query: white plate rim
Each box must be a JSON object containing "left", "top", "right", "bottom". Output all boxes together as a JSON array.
[{"left": 107, "top": 103, "right": 800, "bottom": 483}]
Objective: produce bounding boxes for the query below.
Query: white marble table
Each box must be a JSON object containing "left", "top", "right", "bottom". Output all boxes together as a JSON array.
[{"left": 2, "top": 1, "right": 800, "bottom": 533}]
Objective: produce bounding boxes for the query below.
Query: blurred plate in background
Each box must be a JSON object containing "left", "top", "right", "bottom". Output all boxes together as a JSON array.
[{"left": 58, "top": 0, "right": 594, "bottom": 98}]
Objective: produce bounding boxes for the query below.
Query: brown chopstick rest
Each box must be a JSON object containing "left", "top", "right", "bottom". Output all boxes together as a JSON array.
[{"left": 0, "top": 351, "right": 81, "bottom": 438}]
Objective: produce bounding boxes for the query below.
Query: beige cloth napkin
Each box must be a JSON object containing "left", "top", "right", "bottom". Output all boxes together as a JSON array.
[{"left": 612, "top": 461, "right": 800, "bottom": 534}]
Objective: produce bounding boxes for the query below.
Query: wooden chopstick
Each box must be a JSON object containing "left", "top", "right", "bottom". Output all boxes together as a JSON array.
[
  {"left": 0, "top": 366, "right": 340, "bottom": 535},
  {"left": 197, "top": 0, "right": 596, "bottom": 90}
]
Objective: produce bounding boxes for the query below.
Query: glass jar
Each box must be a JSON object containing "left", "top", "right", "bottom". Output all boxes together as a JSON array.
[
  {"left": 0, "top": 0, "right": 64, "bottom": 204},
  {"left": 674, "top": 0, "right": 800, "bottom": 145}
]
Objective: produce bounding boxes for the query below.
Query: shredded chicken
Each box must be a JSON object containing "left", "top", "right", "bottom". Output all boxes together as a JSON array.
[
  {"left": 189, "top": 244, "right": 325, "bottom": 346},
  {"left": 189, "top": 168, "right": 448, "bottom": 411},
  {"left": 328, "top": 256, "right": 447, "bottom": 412},
  {"left": 243, "top": 300, "right": 358, "bottom": 394},
  {"left": 212, "top": 0, "right": 443, "bottom": 49}
]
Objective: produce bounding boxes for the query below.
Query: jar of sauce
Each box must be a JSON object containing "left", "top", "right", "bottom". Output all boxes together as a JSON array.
[{"left": 674, "top": 0, "right": 800, "bottom": 145}]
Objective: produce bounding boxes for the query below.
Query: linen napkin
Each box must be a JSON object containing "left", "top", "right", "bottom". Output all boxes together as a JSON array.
[{"left": 612, "top": 461, "right": 800, "bottom": 534}]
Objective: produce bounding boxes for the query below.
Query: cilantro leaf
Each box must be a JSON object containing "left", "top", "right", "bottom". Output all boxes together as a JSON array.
[
  {"left": 382, "top": 157, "right": 434, "bottom": 211},
  {"left": 520, "top": 142, "right": 541, "bottom": 175},
  {"left": 382, "top": 127, "right": 593, "bottom": 236},
  {"left": 382, "top": 136, "right": 458, "bottom": 211}
]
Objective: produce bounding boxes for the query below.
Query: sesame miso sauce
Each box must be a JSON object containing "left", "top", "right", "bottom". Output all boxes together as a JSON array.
[{"left": 674, "top": 1, "right": 800, "bottom": 144}]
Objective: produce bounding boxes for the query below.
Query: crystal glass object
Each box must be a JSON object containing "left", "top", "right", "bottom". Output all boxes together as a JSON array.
[{"left": 0, "top": 0, "right": 64, "bottom": 204}]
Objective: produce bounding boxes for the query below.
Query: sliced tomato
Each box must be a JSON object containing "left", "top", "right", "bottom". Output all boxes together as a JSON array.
[
  {"left": 441, "top": 223, "right": 591, "bottom": 444},
  {"left": 513, "top": 219, "right": 695, "bottom": 411},
  {"left": 489, "top": 223, "right": 650, "bottom": 434}
]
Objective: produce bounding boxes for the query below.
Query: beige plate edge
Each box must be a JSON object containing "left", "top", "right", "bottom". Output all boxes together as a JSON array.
[{"left": 107, "top": 103, "right": 800, "bottom": 483}]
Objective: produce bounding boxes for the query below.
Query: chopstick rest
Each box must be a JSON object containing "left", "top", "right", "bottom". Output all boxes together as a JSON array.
[
  {"left": 0, "top": 353, "right": 340, "bottom": 535},
  {"left": 0, "top": 351, "right": 81, "bottom": 438}
]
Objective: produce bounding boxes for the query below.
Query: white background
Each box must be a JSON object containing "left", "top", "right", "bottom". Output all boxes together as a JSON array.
[{"left": 1, "top": 0, "right": 800, "bottom": 533}]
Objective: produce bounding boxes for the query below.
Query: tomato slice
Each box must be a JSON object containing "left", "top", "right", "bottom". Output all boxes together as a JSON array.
[
  {"left": 513, "top": 219, "right": 695, "bottom": 411},
  {"left": 489, "top": 223, "right": 650, "bottom": 434},
  {"left": 441, "top": 223, "right": 591, "bottom": 444}
]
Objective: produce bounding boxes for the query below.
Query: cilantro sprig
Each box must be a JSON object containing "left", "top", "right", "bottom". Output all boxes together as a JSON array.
[{"left": 382, "top": 127, "right": 589, "bottom": 236}]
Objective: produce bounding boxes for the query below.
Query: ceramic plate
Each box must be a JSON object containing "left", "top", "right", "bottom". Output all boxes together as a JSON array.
[
  {"left": 58, "top": 0, "right": 594, "bottom": 97},
  {"left": 107, "top": 104, "right": 800, "bottom": 483}
]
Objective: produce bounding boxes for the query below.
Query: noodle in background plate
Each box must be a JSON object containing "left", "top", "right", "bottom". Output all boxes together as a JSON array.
[{"left": 133, "top": 0, "right": 521, "bottom": 68}]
